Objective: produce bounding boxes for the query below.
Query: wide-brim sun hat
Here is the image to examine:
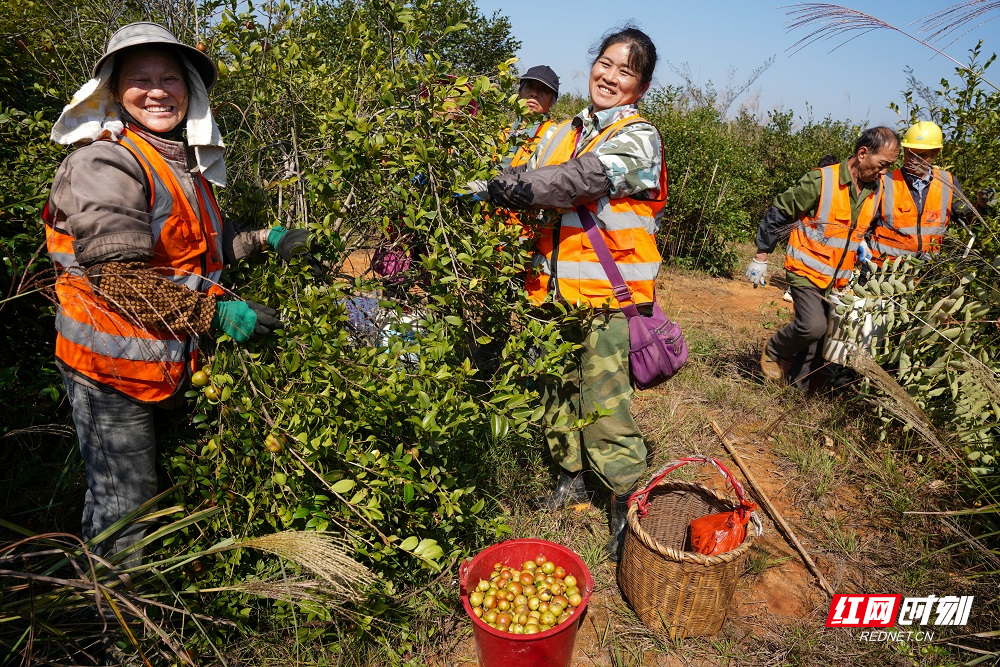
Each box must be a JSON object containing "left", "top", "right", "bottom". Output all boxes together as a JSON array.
[{"left": 94, "top": 22, "right": 217, "bottom": 91}]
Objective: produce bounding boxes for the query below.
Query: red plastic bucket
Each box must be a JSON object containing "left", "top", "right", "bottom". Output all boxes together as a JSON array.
[{"left": 459, "top": 538, "right": 593, "bottom": 667}]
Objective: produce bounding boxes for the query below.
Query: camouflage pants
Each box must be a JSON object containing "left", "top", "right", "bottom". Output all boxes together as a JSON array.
[{"left": 541, "top": 311, "right": 647, "bottom": 495}]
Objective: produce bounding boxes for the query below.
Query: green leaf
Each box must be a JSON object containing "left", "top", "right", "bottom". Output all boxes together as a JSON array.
[
  {"left": 413, "top": 538, "right": 443, "bottom": 561},
  {"left": 491, "top": 414, "right": 510, "bottom": 440},
  {"left": 331, "top": 479, "right": 356, "bottom": 494}
]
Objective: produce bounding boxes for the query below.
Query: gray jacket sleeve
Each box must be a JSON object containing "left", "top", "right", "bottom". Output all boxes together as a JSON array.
[
  {"left": 48, "top": 142, "right": 154, "bottom": 266},
  {"left": 223, "top": 221, "right": 264, "bottom": 264},
  {"left": 487, "top": 152, "right": 611, "bottom": 210}
]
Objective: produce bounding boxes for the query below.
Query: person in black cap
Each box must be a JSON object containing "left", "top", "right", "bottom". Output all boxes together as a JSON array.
[
  {"left": 519, "top": 64, "right": 559, "bottom": 117},
  {"left": 499, "top": 65, "right": 560, "bottom": 169}
]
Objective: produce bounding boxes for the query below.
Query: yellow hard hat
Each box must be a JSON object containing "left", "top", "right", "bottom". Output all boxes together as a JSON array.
[{"left": 900, "top": 121, "right": 943, "bottom": 150}]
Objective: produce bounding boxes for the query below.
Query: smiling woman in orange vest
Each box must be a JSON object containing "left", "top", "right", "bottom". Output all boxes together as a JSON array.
[
  {"left": 870, "top": 121, "right": 977, "bottom": 264},
  {"left": 45, "top": 23, "right": 311, "bottom": 567},
  {"left": 465, "top": 27, "right": 666, "bottom": 563}
]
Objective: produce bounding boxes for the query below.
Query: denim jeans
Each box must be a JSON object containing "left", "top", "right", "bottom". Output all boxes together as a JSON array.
[{"left": 61, "top": 370, "right": 157, "bottom": 568}]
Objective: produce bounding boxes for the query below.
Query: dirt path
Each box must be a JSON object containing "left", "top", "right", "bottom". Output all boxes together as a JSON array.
[{"left": 657, "top": 269, "right": 792, "bottom": 340}]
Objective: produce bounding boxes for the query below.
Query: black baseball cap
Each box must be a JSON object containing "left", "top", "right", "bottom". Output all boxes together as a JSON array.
[{"left": 519, "top": 65, "right": 559, "bottom": 100}]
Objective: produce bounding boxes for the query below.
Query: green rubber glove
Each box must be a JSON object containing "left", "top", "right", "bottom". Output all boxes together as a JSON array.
[
  {"left": 267, "top": 226, "right": 310, "bottom": 262},
  {"left": 267, "top": 226, "right": 289, "bottom": 249},
  {"left": 212, "top": 300, "right": 283, "bottom": 343}
]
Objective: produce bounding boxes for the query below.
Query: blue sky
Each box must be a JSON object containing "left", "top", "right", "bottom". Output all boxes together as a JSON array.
[{"left": 475, "top": 1, "right": 998, "bottom": 125}]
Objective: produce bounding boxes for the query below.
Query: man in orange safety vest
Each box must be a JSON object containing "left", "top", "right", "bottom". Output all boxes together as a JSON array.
[
  {"left": 869, "top": 120, "right": 979, "bottom": 265},
  {"left": 745, "top": 127, "right": 900, "bottom": 390}
]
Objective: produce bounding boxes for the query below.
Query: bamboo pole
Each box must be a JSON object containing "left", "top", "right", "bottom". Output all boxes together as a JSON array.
[{"left": 710, "top": 420, "right": 835, "bottom": 597}]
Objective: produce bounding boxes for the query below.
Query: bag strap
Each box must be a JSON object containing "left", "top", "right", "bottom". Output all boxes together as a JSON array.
[{"left": 575, "top": 205, "right": 642, "bottom": 320}]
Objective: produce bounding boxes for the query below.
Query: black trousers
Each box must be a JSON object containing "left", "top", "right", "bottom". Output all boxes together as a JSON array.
[{"left": 766, "top": 284, "right": 832, "bottom": 390}]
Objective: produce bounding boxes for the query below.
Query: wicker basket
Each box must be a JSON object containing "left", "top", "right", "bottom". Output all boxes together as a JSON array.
[{"left": 616, "top": 457, "right": 759, "bottom": 639}]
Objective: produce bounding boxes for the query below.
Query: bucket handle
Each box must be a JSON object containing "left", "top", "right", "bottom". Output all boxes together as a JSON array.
[
  {"left": 458, "top": 558, "right": 471, "bottom": 595},
  {"left": 629, "top": 455, "right": 763, "bottom": 536}
]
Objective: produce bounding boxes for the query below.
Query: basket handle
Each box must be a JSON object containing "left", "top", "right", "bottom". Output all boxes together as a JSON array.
[{"left": 629, "top": 455, "right": 752, "bottom": 519}]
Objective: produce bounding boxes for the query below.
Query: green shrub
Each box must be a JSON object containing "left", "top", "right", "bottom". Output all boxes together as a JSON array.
[{"left": 642, "top": 87, "right": 859, "bottom": 275}]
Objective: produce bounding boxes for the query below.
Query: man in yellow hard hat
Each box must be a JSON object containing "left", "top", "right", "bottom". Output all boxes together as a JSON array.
[{"left": 869, "top": 121, "right": 977, "bottom": 264}]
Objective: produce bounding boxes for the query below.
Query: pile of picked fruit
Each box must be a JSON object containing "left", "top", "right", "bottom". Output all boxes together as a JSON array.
[{"left": 466, "top": 554, "right": 584, "bottom": 634}]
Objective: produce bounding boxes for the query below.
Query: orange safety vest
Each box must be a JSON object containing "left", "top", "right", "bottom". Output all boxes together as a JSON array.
[
  {"left": 44, "top": 127, "right": 226, "bottom": 403},
  {"left": 871, "top": 167, "right": 952, "bottom": 263},
  {"left": 505, "top": 119, "right": 554, "bottom": 240},
  {"left": 525, "top": 115, "right": 667, "bottom": 308},
  {"left": 509, "top": 119, "right": 554, "bottom": 168},
  {"left": 784, "top": 165, "right": 881, "bottom": 290}
]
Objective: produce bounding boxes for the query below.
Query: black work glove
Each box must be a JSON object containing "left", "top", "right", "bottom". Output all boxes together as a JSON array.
[
  {"left": 246, "top": 300, "right": 284, "bottom": 340},
  {"left": 275, "top": 228, "right": 310, "bottom": 262},
  {"left": 267, "top": 226, "right": 326, "bottom": 277},
  {"left": 488, "top": 179, "right": 535, "bottom": 209}
]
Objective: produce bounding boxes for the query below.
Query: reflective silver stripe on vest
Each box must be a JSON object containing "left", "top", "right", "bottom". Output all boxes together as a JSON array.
[
  {"left": 872, "top": 240, "right": 919, "bottom": 257},
  {"left": 192, "top": 177, "right": 225, "bottom": 292},
  {"left": 534, "top": 121, "right": 578, "bottom": 166},
  {"left": 816, "top": 165, "right": 840, "bottom": 225},
  {"left": 786, "top": 245, "right": 853, "bottom": 281},
  {"left": 119, "top": 136, "right": 174, "bottom": 241},
  {"left": 561, "top": 199, "right": 659, "bottom": 235},
  {"left": 165, "top": 272, "right": 206, "bottom": 291},
  {"left": 49, "top": 251, "right": 78, "bottom": 269},
  {"left": 172, "top": 272, "right": 222, "bottom": 293},
  {"left": 817, "top": 166, "right": 835, "bottom": 223},
  {"left": 55, "top": 310, "right": 187, "bottom": 362},
  {"left": 897, "top": 222, "right": 946, "bottom": 236},
  {"left": 883, "top": 169, "right": 897, "bottom": 228},
  {"left": 555, "top": 260, "right": 660, "bottom": 283},
  {"left": 798, "top": 223, "right": 853, "bottom": 249},
  {"left": 936, "top": 169, "right": 952, "bottom": 225},
  {"left": 162, "top": 271, "right": 222, "bottom": 294},
  {"left": 193, "top": 177, "right": 225, "bottom": 261}
]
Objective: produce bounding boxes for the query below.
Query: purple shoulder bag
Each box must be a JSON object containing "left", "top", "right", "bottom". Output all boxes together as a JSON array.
[{"left": 576, "top": 206, "right": 688, "bottom": 389}]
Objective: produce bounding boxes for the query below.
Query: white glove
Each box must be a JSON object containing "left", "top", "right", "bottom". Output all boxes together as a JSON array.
[
  {"left": 462, "top": 179, "right": 490, "bottom": 201},
  {"left": 744, "top": 259, "right": 768, "bottom": 288},
  {"left": 856, "top": 240, "right": 872, "bottom": 264}
]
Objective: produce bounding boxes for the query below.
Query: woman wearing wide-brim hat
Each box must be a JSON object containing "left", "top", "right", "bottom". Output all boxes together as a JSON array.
[{"left": 45, "top": 22, "right": 310, "bottom": 566}]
